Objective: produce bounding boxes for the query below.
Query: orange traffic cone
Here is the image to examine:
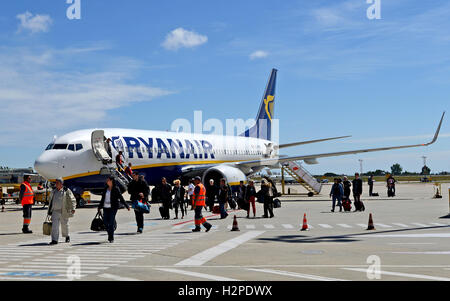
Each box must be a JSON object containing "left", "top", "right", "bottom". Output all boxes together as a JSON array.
[
  {"left": 367, "top": 213, "right": 376, "bottom": 230},
  {"left": 231, "top": 215, "right": 240, "bottom": 231},
  {"left": 301, "top": 213, "right": 309, "bottom": 231}
]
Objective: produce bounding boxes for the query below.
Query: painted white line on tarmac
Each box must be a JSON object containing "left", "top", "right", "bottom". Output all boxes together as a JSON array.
[
  {"left": 318, "top": 224, "right": 333, "bottom": 229},
  {"left": 411, "top": 223, "right": 430, "bottom": 227},
  {"left": 98, "top": 273, "right": 141, "bottom": 281},
  {"left": 360, "top": 233, "right": 450, "bottom": 238},
  {"left": 344, "top": 268, "right": 450, "bottom": 281},
  {"left": 391, "top": 223, "right": 409, "bottom": 228},
  {"left": 282, "top": 224, "right": 294, "bottom": 229},
  {"left": 175, "top": 231, "right": 265, "bottom": 266},
  {"left": 337, "top": 224, "right": 353, "bottom": 228},
  {"left": 375, "top": 223, "right": 392, "bottom": 228},
  {"left": 392, "top": 251, "right": 450, "bottom": 255},
  {"left": 264, "top": 225, "right": 275, "bottom": 229},
  {"left": 155, "top": 268, "right": 239, "bottom": 281},
  {"left": 246, "top": 225, "right": 256, "bottom": 229},
  {"left": 429, "top": 223, "right": 447, "bottom": 227},
  {"left": 388, "top": 243, "right": 436, "bottom": 245},
  {"left": 247, "top": 268, "right": 348, "bottom": 281},
  {"left": 356, "top": 224, "right": 367, "bottom": 228}
]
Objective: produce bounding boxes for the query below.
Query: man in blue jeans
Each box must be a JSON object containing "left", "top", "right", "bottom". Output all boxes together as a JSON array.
[{"left": 330, "top": 178, "right": 344, "bottom": 212}]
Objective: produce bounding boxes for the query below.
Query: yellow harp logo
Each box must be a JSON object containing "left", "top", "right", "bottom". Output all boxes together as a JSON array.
[{"left": 264, "top": 95, "right": 274, "bottom": 122}]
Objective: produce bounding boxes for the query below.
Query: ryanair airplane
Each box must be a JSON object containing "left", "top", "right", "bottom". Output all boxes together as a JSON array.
[{"left": 34, "top": 69, "right": 445, "bottom": 199}]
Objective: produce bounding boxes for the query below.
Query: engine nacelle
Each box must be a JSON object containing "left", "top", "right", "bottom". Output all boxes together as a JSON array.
[{"left": 203, "top": 165, "right": 247, "bottom": 186}]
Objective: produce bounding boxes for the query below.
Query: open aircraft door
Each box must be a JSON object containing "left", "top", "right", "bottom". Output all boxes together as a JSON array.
[{"left": 91, "top": 130, "right": 111, "bottom": 164}]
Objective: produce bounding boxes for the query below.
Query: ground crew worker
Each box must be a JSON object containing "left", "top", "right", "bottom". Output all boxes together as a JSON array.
[
  {"left": 20, "top": 174, "right": 34, "bottom": 234},
  {"left": 48, "top": 178, "right": 76, "bottom": 245},
  {"left": 192, "top": 176, "right": 212, "bottom": 232}
]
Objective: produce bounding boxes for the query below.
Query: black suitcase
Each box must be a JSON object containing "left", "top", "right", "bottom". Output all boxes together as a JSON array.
[
  {"left": 387, "top": 187, "right": 395, "bottom": 197},
  {"left": 354, "top": 200, "right": 365, "bottom": 211},
  {"left": 159, "top": 206, "right": 165, "bottom": 219}
]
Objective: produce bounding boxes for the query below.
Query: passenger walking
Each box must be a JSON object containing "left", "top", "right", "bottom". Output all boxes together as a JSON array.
[
  {"left": 352, "top": 173, "right": 364, "bottom": 212},
  {"left": 159, "top": 177, "right": 172, "bottom": 220},
  {"left": 128, "top": 173, "right": 149, "bottom": 233},
  {"left": 343, "top": 176, "right": 352, "bottom": 200},
  {"left": 236, "top": 181, "right": 246, "bottom": 210},
  {"left": 260, "top": 180, "right": 274, "bottom": 218},
  {"left": 172, "top": 180, "right": 186, "bottom": 219},
  {"left": 115, "top": 151, "right": 125, "bottom": 172},
  {"left": 217, "top": 178, "right": 229, "bottom": 219},
  {"left": 368, "top": 175, "right": 374, "bottom": 196},
  {"left": 98, "top": 176, "right": 130, "bottom": 243},
  {"left": 330, "top": 178, "right": 344, "bottom": 212},
  {"left": 48, "top": 178, "right": 76, "bottom": 245},
  {"left": 387, "top": 175, "right": 396, "bottom": 197},
  {"left": 125, "top": 163, "right": 134, "bottom": 179},
  {"left": 20, "top": 174, "right": 34, "bottom": 234},
  {"left": 188, "top": 179, "right": 195, "bottom": 210},
  {"left": 245, "top": 180, "right": 257, "bottom": 218},
  {"left": 206, "top": 179, "right": 218, "bottom": 212},
  {"left": 192, "top": 176, "right": 212, "bottom": 232}
]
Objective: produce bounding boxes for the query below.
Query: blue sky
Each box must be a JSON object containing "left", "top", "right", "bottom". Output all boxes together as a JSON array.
[{"left": 0, "top": 0, "right": 449, "bottom": 175}]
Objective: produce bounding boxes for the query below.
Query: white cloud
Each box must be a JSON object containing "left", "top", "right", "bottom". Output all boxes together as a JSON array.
[
  {"left": 16, "top": 11, "right": 52, "bottom": 34},
  {"left": 249, "top": 50, "right": 269, "bottom": 60},
  {"left": 162, "top": 28, "right": 208, "bottom": 51},
  {"left": 0, "top": 47, "right": 172, "bottom": 146}
]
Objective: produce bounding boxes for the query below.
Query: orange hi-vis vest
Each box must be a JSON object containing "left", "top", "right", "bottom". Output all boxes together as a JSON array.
[
  {"left": 21, "top": 182, "right": 34, "bottom": 206},
  {"left": 194, "top": 183, "right": 206, "bottom": 207}
]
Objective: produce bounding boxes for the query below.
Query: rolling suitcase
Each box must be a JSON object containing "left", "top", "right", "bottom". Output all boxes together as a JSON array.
[
  {"left": 159, "top": 206, "right": 165, "bottom": 219},
  {"left": 354, "top": 200, "right": 365, "bottom": 212},
  {"left": 212, "top": 205, "right": 220, "bottom": 214}
]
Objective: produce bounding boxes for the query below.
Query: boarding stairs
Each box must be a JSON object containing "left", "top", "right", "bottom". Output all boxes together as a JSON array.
[
  {"left": 282, "top": 161, "right": 322, "bottom": 194},
  {"left": 92, "top": 130, "right": 130, "bottom": 191}
]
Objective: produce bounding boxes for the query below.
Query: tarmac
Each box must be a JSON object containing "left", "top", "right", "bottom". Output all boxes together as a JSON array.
[{"left": 0, "top": 182, "right": 449, "bottom": 281}]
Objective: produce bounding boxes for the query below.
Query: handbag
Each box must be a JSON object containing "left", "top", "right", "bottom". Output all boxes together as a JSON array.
[
  {"left": 43, "top": 215, "right": 52, "bottom": 236},
  {"left": 90, "top": 212, "right": 105, "bottom": 231},
  {"left": 132, "top": 200, "right": 150, "bottom": 214}
]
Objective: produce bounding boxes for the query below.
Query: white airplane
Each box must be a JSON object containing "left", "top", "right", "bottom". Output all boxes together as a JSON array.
[{"left": 34, "top": 69, "right": 445, "bottom": 199}]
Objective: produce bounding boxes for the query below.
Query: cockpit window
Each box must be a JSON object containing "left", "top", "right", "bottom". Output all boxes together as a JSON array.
[
  {"left": 76, "top": 144, "right": 83, "bottom": 151},
  {"left": 53, "top": 144, "right": 68, "bottom": 150},
  {"left": 68, "top": 144, "right": 75, "bottom": 151},
  {"left": 45, "top": 144, "right": 54, "bottom": 151}
]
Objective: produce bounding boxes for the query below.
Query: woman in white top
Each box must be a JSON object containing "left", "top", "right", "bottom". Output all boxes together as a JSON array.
[{"left": 98, "top": 176, "right": 130, "bottom": 243}]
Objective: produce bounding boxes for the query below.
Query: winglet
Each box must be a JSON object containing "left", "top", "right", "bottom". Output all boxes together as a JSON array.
[{"left": 425, "top": 111, "right": 445, "bottom": 146}]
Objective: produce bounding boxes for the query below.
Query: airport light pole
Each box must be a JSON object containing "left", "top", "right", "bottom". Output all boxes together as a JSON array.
[{"left": 359, "top": 159, "right": 363, "bottom": 176}]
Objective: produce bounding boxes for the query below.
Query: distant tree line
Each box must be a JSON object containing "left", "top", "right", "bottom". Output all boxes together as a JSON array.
[{"left": 319, "top": 163, "right": 448, "bottom": 177}]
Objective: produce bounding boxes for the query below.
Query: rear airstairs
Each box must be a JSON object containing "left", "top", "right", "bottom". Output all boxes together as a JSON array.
[{"left": 281, "top": 161, "right": 322, "bottom": 194}]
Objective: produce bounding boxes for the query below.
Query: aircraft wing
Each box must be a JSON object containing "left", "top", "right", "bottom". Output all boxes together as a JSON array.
[
  {"left": 277, "top": 136, "right": 351, "bottom": 149},
  {"left": 236, "top": 112, "right": 445, "bottom": 168}
]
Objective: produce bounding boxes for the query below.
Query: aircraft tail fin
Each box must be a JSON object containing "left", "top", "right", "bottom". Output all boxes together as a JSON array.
[{"left": 240, "top": 68, "right": 277, "bottom": 141}]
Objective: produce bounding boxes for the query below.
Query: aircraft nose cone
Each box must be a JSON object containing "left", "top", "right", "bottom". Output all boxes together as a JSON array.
[{"left": 34, "top": 154, "right": 58, "bottom": 180}]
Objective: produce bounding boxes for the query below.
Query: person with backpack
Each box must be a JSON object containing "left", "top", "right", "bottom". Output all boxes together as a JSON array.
[
  {"left": 330, "top": 178, "right": 344, "bottom": 212},
  {"left": 128, "top": 173, "right": 150, "bottom": 233}
]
